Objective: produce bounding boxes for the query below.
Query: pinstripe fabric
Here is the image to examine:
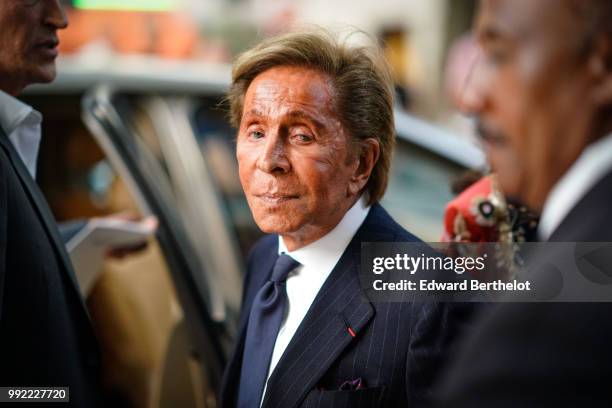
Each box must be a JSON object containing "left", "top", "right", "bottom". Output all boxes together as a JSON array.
[{"left": 220, "top": 204, "right": 478, "bottom": 408}]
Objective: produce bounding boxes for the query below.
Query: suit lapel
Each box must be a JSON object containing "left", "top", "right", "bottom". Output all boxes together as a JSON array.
[
  {"left": 262, "top": 227, "right": 375, "bottom": 408},
  {"left": 548, "top": 169, "right": 612, "bottom": 242},
  {"left": 0, "top": 129, "right": 93, "bottom": 324}
]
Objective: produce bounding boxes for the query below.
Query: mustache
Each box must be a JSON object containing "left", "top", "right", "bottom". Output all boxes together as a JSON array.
[{"left": 475, "top": 120, "right": 509, "bottom": 145}]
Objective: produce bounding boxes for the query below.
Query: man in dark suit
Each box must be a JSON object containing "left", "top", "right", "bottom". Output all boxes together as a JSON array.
[
  {"left": 220, "top": 31, "right": 475, "bottom": 408},
  {"left": 0, "top": 1, "right": 103, "bottom": 405},
  {"left": 437, "top": 0, "right": 612, "bottom": 405}
]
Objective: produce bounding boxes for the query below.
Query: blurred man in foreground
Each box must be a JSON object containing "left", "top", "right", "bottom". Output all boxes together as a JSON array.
[
  {"left": 0, "top": 1, "right": 157, "bottom": 405},
  {"left": 220, "top": 30, "right": 473, "bottom": 407},
  {"left": 439, "top": 0, "right": 612, "bottom": 405},
  {"left": 0, "top": 1, "right": 103, "bottom": 404}
]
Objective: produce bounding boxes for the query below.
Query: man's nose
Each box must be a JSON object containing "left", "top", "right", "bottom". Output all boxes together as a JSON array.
[
  {"left": 459, "top": 53, "right": 490, "bottom": 115},
  {"left": 44, "top": 0, "right": 68, "bottom": 30},
  {"left": 256, "top": 131, "right": 291, "bottom": 174}
]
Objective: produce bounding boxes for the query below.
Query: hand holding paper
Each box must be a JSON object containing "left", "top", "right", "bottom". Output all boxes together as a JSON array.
[{"left": 66, "top": 215, "right": 158, "bottom": 296}]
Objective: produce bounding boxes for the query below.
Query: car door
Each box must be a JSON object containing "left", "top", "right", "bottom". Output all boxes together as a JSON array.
[{"left": 82, "top": 87, "right": 230, "bottom": 407}]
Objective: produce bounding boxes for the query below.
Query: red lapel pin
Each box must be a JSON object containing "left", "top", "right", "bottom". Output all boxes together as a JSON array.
[{"left": 341, "top": 315, "right": 356, "bottom": 338}]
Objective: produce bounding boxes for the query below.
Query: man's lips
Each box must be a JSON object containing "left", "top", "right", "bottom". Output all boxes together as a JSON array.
[
  {"left": 34, "top": 39, "right": 60, "bottom": 58},
  {"left": 476, "top": 120, "right": 508, "bottom": 146},
  {"left": 37, "top": 38, "right": 59, "bottom": 47},
  {"left": 254, "top": 194, "right": 299, "bottom": 204}
]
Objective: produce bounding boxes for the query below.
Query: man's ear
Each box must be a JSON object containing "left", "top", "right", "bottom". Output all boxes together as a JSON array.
[{"left": 348, "top": 138, "right": 380, "bottom": 196}]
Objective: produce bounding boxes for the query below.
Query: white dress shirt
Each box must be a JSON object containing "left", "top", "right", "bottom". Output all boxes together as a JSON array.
[
  {"left": 0, "top": 90, "right": 43, "bottom": 179},
  {"left": 538, "top": 132, "right": 612, "bottom": 240},
  {"left": 259, "top": 195, "right": 370, "bottom": 405}
]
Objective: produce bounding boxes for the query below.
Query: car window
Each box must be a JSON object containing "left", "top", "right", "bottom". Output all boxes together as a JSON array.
[
  {"left": 190, "top": 99, "right": 263, "bottom": 258},
  {"left": 383, "top": 140, "right": 464, "bottom": 241},
  {"left": 85, "top": 90, "right": 248, "bottom": 324}
]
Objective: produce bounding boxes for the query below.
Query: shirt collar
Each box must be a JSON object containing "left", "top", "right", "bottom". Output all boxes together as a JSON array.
[
  {"left": 0, "top": 90, "right": 41, "bottom": 136},
  {"left": 0, "top": 90, "right": 43, "bottom": 178},
  {"left": 278, "top": 195, "right": 371, "bottom": 269},
  {"left": 538, "top": 132, "right": 612, "bottom": 240}
]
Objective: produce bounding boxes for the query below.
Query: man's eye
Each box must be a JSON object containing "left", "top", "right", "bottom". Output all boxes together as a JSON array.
[
  {"left": 487, "top": 48, "right": 509, "bottom": 65},
  {"left": 293, "top": 134, "right": 313, "bottom": 143},
  {"left": 249, "top": 130, "right": 265, "bottom": 139}
]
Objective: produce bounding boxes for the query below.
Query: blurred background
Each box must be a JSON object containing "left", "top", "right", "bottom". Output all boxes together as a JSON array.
[
  {"left": 22, "top": 1, "right": 486, "bottom": 407},
  {"left": 58, "top": 0, "right": 479, "bottom": 129}
]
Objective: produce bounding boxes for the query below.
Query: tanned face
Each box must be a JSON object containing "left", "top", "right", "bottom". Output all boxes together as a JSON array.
[
  {"left": 0, "top": 0, "right": 68, "bottom": 95},
  {"left": 236, "top": 65, "right": 379, "bottom": 251},
  {"left": 465, "top": 0, "right": 612, "bottom": 211}
]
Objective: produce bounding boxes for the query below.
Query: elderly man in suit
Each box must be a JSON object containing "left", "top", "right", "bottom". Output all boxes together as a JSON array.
[
  {"left": 438, "top": 0, "right": 612, "bottom": 406},
  {"left": 220, "top": 31, "right": 474, "bottom": 408},
  {"left": 0, "top": 1, "right": 103, "bottom": 405}
]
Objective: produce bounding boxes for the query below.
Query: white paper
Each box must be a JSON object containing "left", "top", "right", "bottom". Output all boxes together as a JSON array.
[{"left": 66, "top": 217, "right": 157, "bottom": 296}]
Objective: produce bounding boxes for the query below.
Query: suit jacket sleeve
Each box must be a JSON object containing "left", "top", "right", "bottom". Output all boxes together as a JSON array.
[{"left": 406, "top": 301, "right": 479, "bottom": 407}]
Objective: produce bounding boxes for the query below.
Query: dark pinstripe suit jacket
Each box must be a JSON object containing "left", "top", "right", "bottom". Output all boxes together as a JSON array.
[{"left": 221, "top": 204, "right": 476, "bottom": 408}]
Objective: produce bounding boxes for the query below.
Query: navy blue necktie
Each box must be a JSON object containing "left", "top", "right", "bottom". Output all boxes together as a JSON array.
[{"left": 237, "top": 254, "right": 300, "bottom": 408}]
